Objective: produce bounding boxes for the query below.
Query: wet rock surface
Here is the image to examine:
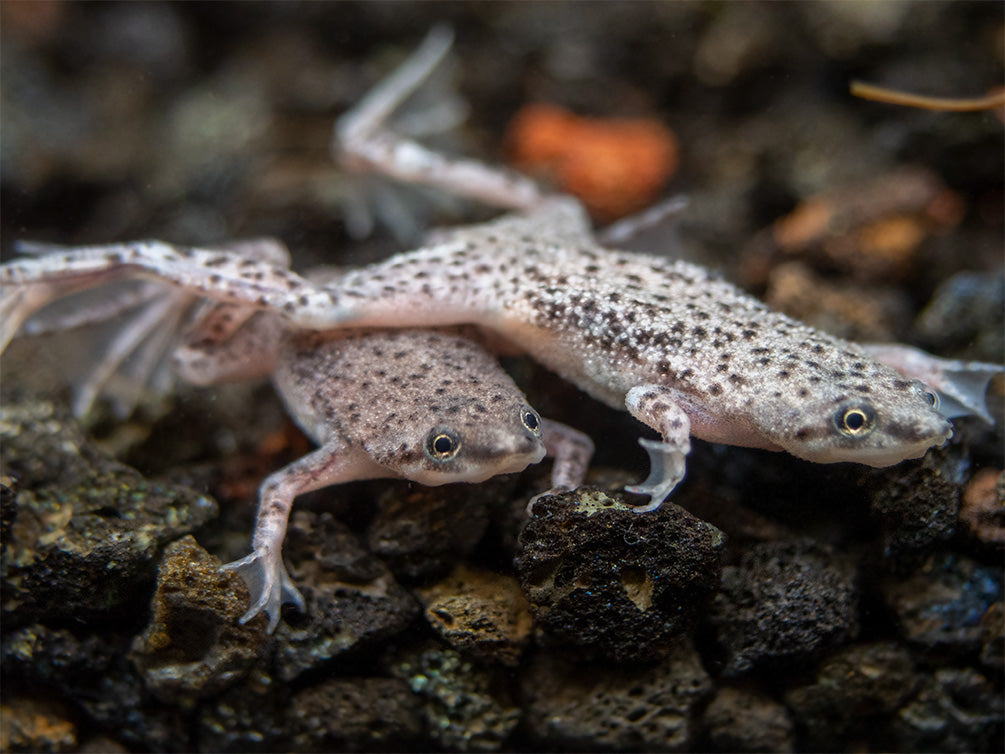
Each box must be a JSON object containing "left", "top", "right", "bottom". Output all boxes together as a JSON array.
[
  {"left": 416, "top": 565, "right": 532, "bottom": 666},
  {"left": 517, "top": 490, "right": 725, "bottom": 662},
  {"left": 521, "top": 638, "right": 713, "bottom": 751},
  {"left": 1, "top": 3, "right": 1002, "bottom": 752},
  {"left": 709, "top": 539, "right": 859, "bottom": 675},
  {"left": 270, "top": 510, "right": 419, "bottom": 682},
  {"left": 388, "top": 643, "right": 521, "bottom": 752},
  {"left": 702, "top": 685, "right": 795, "bottom": 753},
  {"left": 0, "top": 400, "right": 217, "bottom": 627}
]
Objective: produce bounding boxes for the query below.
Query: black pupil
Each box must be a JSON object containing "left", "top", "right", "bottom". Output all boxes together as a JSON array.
[
  {"left": 433, "top": 435, "right": 454, "bottom": 454},
  {"left": 845, "top": 411, "right": 865, "bottom": 430},
  {"left": 524, "top": 411, "right": 539, "bottom": 430}
]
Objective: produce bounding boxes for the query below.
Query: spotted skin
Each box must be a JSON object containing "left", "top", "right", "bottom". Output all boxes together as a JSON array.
[{"left": 171, "top": 306, "right": 593, "bottom": 633}]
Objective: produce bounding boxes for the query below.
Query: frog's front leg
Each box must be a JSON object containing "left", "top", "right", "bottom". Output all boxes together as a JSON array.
[
  {"left": 0, "top": 241, "right": 335, "bottom": 351},
  {"left": 526, "top": 419, "right": 595, "bottom": 514},
  {"left": 541, "top": 418, "right": 594, "bottom": 491},
  {"left": 861, "top": 343, "right": 1003, "bottom": 423},
  {"left": 623, "top": 385, "right": 692, "bottom": 512},
  {"left": 221, "top": 443, "right": 390, "bottom": 633}
]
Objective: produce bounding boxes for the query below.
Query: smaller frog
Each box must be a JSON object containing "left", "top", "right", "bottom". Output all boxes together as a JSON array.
[{"left": 177, "top": 307, "right": 591, "bottom": 631}]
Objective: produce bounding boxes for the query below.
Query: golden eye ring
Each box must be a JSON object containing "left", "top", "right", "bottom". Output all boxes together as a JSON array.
[
  {"left": 521, "top": 408, "right": 542, "bottom": 435},
  {"left": 833, "top": 402, "right": 876, "bottom": 438},
  {"left": 426, "top": 428, "right": 461, "bottom": 461}
]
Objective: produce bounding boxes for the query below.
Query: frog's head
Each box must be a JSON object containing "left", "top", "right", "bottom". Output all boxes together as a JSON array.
[
  {"left": 372, "top": 399, "right": 547, "bottom": 485},
  {"left": 771, "top": 369, "right": 953, "bottom": 467}
]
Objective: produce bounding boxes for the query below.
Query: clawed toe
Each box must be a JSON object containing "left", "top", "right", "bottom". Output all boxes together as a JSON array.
[{"left": 221, "top": 548, "right": 302, "bottom": 633}]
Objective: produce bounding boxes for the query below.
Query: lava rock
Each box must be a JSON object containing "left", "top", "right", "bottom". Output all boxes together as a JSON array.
[
  {"left": 195, "top": 668, "right": 287, "bottom": 753},
  {"left": 367, "top": 480, "right": 515, "bottom": 581},
  {"left": 1, "top": 624, "right": 188, "bottom": 751},
  {"left": 784, "top": 641, "right": 921, "bottom": 750},
  {"left": 130, "top": 535, "right": 267, "bottom": 703},
  {"left": 0, "top": 696, "right": 77, "bottom": 753},
  {"left": 416, "top": 565, "right": 533, "bottom": 666},
  {"left": 702, "top": 685, "right": 794, "bottom": 753},
  {"left": 516, "top": 489, "right": 724, "bottom": 662},
  {"left": 866, "top": 444, "right": 965, "bottom": 562},
  {"left": 521, "top": 637, "right": 713, "bottom": 752},
  {"left": 882, "top": 552, "right": 1002, "bottom": 657},
  {"left": 389, "top": 643, "right": 520, "bottom": 752},
  {"left": 914, "top": 271, "right": 1005, "bottom": 363},
  {"left": 0, "top": 400, "right": 218, "bottom": 626},
  {"left": 271, "top": 510, "right": 419, "bottom": 681},
  {"left": 889, "top": 668, "right": 1003, "bottom": 753},
  {"left": 709, "top": 539, "right": 858, "bottom": 675},
  {"left": 288, "top": 677, "right": 423, "bottom": 750}
]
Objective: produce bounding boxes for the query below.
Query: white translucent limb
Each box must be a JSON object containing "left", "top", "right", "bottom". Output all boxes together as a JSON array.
[
  {"left": 541, "top": 418, "right": 594, "bottom": 491},
  {"left": 525, "top": 418, "right": 595, "bottom": 514},
  {"left": 335, "top": 25, "right": 456, "bottom": 146},
  {"left": 1, "top": 241, "right": 339, "bottom": 333},
  {"left": 220, "top": 443, "right": 390, "bottom": 633},
  {"left": 19, "top": 282, "right": 165, "bottom": 336},
  {"left": 108, "top": 292, "right": 190, "bottom": 418},
  {"left": 623, "top": 385, "right": 693, "bottom": 511},
  {"left": 597, "top": 194, "right": 691, "bottom": 246},
  {"left": 71, "top": 291, "right": 180, "bottom": 418},
  {"left": 862, "top": 343, "right": 1004, "bottom": 423},
  {"left": 334, "top": 27, "right": 544, "bottom": 212}
]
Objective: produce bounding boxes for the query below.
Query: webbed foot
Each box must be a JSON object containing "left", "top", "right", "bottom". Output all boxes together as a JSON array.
[
  {"left": 221, "top": 547, "right": 304, "bottom": 633},
  {"left": 624, "top": 436, "right": 690, "bottom": 512}
]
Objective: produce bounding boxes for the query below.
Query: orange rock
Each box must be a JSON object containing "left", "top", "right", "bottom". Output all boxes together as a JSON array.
[{"left": 506, "top": 103, "right": 678, "bottom": 220}]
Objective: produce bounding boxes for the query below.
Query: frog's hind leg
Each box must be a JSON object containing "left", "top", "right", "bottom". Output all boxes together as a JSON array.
[
  {"left": 335, "top": 27, "right": 544, "bottom": 212},
  {"left": 862, "top": 343, "right": 1004, "bottom": 423},
  {"left": 623, "top": 385, "right": 692, "bottom": 511},
  {"left": 221, "top": 443, "right": 391, "bottom": 633}
]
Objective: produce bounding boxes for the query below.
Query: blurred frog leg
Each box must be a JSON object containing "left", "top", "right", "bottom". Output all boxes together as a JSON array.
[
  {"left": 541, "top": 418, "right": 594, "bottom": 491},
  {"left": 862, "top": 343, "right": 1004, "bottom": 423}
]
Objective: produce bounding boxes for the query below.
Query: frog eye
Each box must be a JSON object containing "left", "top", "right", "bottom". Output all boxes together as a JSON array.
[
  {"left": 920, "top": 387, "right": 940, "bottom": 410},
  {"left": 426, "top": 428, "right": 461, "bottom": 461},
  {"left": 521, "top": 408, "right": 542, "bottom": 435},
  {"left": 833, "top": 402, "right": 876, "bottom": 438}
]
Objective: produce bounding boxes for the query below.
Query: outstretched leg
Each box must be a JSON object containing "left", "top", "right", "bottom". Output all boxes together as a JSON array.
[
  {"left": 0, "top": 240, "right": 341, "bottom": 350},
  {"left": 335, "top": 27, "right": 544, "bottom": 212},
  {"left": 861, "top": 343, "right": 1003, "bottom": 423},
  {"left": 221, "top": 442, "right": 390, "bottom": 633},
  {"left": 623, "top": 385, "right": 692, "bottom": 512}
]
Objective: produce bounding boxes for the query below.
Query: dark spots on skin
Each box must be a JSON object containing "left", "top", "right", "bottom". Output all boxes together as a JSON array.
[
  {"left": 716, "top": 363, "right": 729, "bottom": 373},
  {"left": 209, "top": 274, "right": 222, "bottom": 285},
  {"left": 709, "top": 383, "right": 723, "bottom": 396},
  {"left": 854, "top": 384, "right": 871, "bottom": 393},
  {"left": 729, "top": 374, "right": 746, "bottom": 386},
  {"left": 798, "top": 388, "right": 809, "bottom": 397},
  {"left": 777, "top": 370, "right": 790, "bottom": 379},
  {"left": 692, "top": 326, "right": 707, "bottom": 339},
  {"left": 893, "top": 379, "right": 913, "bottom": 390},
  {"left": 758, "top": 357, "right": 771, "bottom": 366}
]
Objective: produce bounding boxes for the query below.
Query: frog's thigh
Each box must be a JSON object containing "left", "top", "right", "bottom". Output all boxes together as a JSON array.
[
  {"left": 623, "top": 385, "right": 692, "bottom": 512},
  {"left": 172, "top": 307, "right": 280, "bottom": 385}
]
